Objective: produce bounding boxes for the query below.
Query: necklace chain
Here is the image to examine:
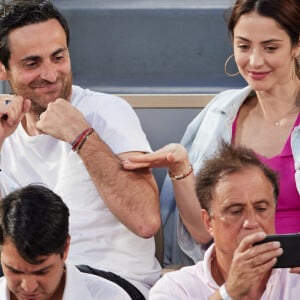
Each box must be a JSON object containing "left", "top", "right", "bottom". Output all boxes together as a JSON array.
[
  {"left": 256, "top": 102, "right": 300, "bottom": 127},
  {"left": 256, "top": 89, "right": 300, "bottom": 126}
]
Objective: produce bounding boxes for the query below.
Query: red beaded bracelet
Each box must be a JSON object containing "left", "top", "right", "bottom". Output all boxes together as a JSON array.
[
  {"left": 76, "top": 129, "right": 94, "bottom": 152},
  {"left": 71, "top": 128, "right": 94, "bottom": 152}
]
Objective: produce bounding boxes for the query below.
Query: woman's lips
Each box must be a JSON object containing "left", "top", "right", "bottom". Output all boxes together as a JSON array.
[{"left": 248, "top": 70, "right": 270, "bottom": 80}]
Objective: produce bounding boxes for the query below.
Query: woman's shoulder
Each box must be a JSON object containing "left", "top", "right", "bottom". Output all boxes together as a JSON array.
[{"left": 212, "top": 86, "right": 251, "bottom": 103}]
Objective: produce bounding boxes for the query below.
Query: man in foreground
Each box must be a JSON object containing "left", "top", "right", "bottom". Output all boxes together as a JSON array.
[
  {"left": 149, "top": 143, "right": 300, "bottom": 299},
  {"left": 0, "top": 184, "right": 131, "bottom": 300}
]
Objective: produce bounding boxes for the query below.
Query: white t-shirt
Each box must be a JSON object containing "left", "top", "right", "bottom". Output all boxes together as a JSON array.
[
  {"left": 149, "top": 244, "right": 300, "bottom": 299},
  {"left": 0, "top": 261, "right": 131, "bottom": 300},
  {"left": 0, "top": 86, "right": 161, "bottom": 297}
]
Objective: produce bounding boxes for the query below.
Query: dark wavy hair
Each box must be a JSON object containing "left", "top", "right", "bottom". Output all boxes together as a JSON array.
[
  {"left": 225, "top": 0, "right": 300, "bottom": 78},
  {"left": 0, "top": 184, "right": 69, "bottom": 264},
  {"left": 0, "top": 0, "right": 70, "bottom": 68}
]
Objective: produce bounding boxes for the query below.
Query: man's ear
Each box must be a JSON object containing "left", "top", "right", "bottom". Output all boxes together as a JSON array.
[
  {"left": 201, "top": 209, "right": 214, "bottom": 237},
  {"left": 0, "top": 63, "right": 7, "bottom": 80}
]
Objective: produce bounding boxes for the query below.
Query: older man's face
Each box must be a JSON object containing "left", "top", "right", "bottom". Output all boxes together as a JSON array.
[{"left": 204, "top": 166, "right": 276, "bottom": 257}]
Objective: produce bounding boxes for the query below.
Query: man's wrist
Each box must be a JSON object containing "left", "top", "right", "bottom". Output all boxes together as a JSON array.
[{"left": 219, "top": 284, "right": 233, "bottom": 300}]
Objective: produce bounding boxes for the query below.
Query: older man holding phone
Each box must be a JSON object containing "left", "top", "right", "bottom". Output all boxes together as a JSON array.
[{"left": 149, "top": 142, "right": 300, "bottom": 300}]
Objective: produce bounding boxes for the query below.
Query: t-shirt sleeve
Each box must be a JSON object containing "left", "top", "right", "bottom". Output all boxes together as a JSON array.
[{"left": 87, "top": 95, "right": 152, "bottom": 155}]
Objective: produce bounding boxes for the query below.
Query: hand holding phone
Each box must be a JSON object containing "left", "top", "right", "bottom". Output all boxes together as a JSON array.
[{"left": 254, "top": 233, "right": 300, "bottom": 268}]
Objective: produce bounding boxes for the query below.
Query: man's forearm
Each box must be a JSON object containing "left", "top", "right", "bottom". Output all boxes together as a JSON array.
[{"left": 77, "top": 131, "right": 161, "bottom": 238}]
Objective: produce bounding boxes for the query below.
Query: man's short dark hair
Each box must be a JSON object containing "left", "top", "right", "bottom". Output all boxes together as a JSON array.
[
  {"left": 195, "top": 142, "right": 279, "bottom": 214},
  {"left": 0, "top": 0, "right": 70, "bottom": 68},
  {"left": 0, "top": 184, "right": 69, "bottom": 264}
]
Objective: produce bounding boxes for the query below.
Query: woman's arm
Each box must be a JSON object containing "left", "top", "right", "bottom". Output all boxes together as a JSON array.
[{"left": 123, "top": 143, "right": 212, "bottom": 244}]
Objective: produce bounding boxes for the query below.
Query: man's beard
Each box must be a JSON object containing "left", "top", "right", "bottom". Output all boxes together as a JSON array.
[{"left": 8, "top": 72, "right": 72, "bottom": 115}]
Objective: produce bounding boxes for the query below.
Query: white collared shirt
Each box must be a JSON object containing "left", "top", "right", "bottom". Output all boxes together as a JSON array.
[
  {"left": 0, "top": 261, "right": 131, "bottom": 300},
  {"left": 149, "top": 244, "right": 300, "bottom": 299}
]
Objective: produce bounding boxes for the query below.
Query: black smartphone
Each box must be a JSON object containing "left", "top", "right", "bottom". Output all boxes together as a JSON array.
[{"left": 254, "top": 233, "right": 300, "bottom": 268}]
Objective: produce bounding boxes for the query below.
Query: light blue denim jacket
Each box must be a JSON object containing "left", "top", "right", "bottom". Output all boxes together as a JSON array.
[{"left": 161, "top": 85, "right": 300, "bottom": 265}]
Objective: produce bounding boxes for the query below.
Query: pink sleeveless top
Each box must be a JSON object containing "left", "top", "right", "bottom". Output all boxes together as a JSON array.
[{"left": 232, "top": 113, "right": 300, "bottom": 234}]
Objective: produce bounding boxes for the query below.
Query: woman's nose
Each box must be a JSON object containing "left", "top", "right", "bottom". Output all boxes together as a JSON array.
[{"left": 249, "top": 49, "right": 264, "bottom": 68}]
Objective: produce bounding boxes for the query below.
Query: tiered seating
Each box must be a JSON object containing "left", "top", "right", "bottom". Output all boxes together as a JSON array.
[
  {"left": 54, "top": 0, "right": 245, "bottom": 95},
  {"left": 51, "top": 0, "right": 245, "bottom": 190}
]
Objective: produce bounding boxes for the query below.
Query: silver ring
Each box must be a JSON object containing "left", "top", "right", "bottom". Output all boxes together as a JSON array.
[{"left": 4, "top": 99, "right": 11, "bottom": 106}]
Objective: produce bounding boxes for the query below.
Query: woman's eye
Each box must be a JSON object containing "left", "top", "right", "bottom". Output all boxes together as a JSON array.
[{"left": 237, "top": 44, "right": 249, "bottom": 50}]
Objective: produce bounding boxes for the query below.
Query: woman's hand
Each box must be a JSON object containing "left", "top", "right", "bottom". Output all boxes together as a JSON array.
[{"left": 122, "top": 143, "right": 191, "bottom": 175}]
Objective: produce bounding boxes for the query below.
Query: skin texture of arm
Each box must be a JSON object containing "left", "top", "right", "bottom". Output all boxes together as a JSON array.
[
  {"left": 32, "top": 99, "right": 161, "bottom": 238},
  {"left": 123, "top": 143, "right": 211, "bottom": 244},
  {"left": 172, "top": 171, "right": 212, "bottom": 244},
  {"left": 78, "top": 135, "right": 161, "bottom": 238},
  {"left": 0, "top": 95, "right": 161, "bottom": 238}
]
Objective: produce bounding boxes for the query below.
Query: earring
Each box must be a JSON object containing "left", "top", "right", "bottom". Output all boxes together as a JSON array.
[{"left": 224, "top": 54, "right": 240, "bottom": 77}]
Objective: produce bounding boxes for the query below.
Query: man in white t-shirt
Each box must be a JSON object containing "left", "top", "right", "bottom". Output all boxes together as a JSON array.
[
  {"left": 0, "top": 1, "right": 161, "bottom": 299},
  {"left": 0, "top": 184, "right": 131, "bottom": 300},
  {"left": 149, "top": 143, "right": 300, "bottom": 299}
]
